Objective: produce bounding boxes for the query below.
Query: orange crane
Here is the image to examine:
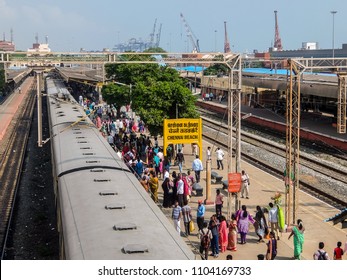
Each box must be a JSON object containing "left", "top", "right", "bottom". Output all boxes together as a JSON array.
[
  {"left": 224, "top": 21, "right": 231, "bottom": 53},
  {"left": 274, "top": 10, "right": 283, "bottom": 51}
]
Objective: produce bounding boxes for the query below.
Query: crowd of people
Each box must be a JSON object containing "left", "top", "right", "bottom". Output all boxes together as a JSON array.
[
  {"left": 86, "top": 101, "right": 346, "bottom": 261},
  {"left": 195, "top": 194, "right": 283, "bottom": 260}
]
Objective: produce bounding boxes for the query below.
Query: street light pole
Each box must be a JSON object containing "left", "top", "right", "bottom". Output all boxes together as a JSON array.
[
  {"left": 113, "top": 81, "right": 132, "bottom": 103},
  {"left": 113, "top": 81, "right": 133, "bottom": 117},
  {"left": 129, "top": 84, "right": 132, "bottom": 105},
  {"left": 331, "top": 11, "right": 337, "bottom": 62}
]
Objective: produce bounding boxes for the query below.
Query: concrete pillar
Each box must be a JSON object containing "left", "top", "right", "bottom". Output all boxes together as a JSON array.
[{"left": 205, "top": 160, "right": 213, "bottom": 205}]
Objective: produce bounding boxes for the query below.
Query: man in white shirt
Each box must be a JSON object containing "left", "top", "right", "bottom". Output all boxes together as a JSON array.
[
  {"left": 163, "top": 168, "right": 170, "bottom": 180},
  {"left": 215, "top": 147, "right": 225, "bottom": 170},
  {"left": 313, "top": 242, "right": 329, "bottom": 260},
  {"left": 171, "top": 201, "right": 182, "bottom": 235},
  {"left": 241, "top": 170, "right": 250, "bottom": 199},
  {"left": 192, "top": 155, "right": 203, "bottom": 183}
]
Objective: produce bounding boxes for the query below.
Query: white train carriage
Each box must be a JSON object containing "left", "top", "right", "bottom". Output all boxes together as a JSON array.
[{"left": 46, "top": 77, "right": 195, "bottom": 259}]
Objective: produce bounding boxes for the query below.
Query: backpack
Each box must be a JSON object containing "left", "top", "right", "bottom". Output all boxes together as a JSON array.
[
  {"left": 201, "top": 230, "right": 210, "bottom": 249},
  {"left": 317, "top": 250, "right": 327, "bottom": 260}
]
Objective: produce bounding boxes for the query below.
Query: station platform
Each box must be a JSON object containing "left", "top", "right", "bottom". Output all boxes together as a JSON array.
[
  {"left": 241, "top": 103, "right": 347, "bottom": 141},
  {"left": 197, "top": 98, "right": 347, "bottom": 151},
  {"left": 0, "top": 77, "right": 34, "bottom": 141},
  {"left": 156, "top": 137, "right": 347, "bottom": 260}
]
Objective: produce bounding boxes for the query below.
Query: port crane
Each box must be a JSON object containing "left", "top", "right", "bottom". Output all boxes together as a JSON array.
[
  {"left": 155, "top": 23, "right": 162, "bottom": 48},
  {"left": 180, "top": 13, "right": 200, "bottom": 52},
  {"left": 150, "top": 18, "right": 157, "bottom": 48}
]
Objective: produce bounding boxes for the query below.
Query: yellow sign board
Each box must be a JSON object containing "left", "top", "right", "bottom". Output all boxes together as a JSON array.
[{"left": 163, "top": 118, "right": 203, "bottom": 160}]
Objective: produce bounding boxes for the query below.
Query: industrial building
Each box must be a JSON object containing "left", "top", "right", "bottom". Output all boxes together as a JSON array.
[
  {"left": 27, "top": 34, "right": 51, "bottom": 54},
  {"left": 0, "top": 30, "right": 15, "bottom": 51},
  {"left": 270, "top": 43, "right": 347, "bottom": 59}
]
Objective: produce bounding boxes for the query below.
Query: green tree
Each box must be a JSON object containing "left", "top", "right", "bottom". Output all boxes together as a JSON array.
[
  {"left": 102, "top": 54, "right": 198, "bottom": 136},
  {"left": 203, "top": 54, "right": 229, "bottom": 76},
  {"left": 143, "top": 47, "right": 167, "bottom": 54}
]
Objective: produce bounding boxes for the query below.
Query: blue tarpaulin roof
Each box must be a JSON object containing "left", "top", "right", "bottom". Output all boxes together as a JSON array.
[
  {"left": 243, "top": 68, "right": 289, "bottom": 75},
  {"left": 243, "top": 68, "right": 336, "bottom": 77},
  {"left": 175, "top": 66, "right": 205, "bottom": 72}
]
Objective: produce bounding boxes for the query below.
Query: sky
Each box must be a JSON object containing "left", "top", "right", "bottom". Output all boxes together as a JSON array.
[{"left": 0, "top": 0, "right": 346, "bottom": 53}]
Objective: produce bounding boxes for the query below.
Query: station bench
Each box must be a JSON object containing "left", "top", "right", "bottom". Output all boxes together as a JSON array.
[
  {"left": 192, "top": 183, "right": 203, "bottom": 196},
  {"left": 211, "top": 171, "right": 223, "bottom": 183},
  {"left": 222, "top": 180, "right": 228, "bottom": 190}
]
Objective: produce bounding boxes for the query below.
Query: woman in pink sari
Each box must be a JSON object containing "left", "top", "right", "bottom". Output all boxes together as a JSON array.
[
  {"left": 227, "top": 213, "right": 238, "bottom": 251},
  {"left": 219, "top": 216, "right": 228, "bottom": 253},
  {"left": 96, "top": 116, "right": 102, "bottom": 129}
]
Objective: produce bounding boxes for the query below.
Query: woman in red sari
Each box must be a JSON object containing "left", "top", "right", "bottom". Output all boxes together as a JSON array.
[
  {"left": 122, "top": 142, "right": 130, "bottom": 156},
  {"left": 219, "top": 216, "right": 228, "bottom": 253},
  {"left": 227, "top": 213, "right": 238, "bottom": 251}
]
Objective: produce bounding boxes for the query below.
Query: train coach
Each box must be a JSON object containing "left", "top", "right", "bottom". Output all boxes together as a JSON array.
[{"left": 46, "top": 76, "right": 195, "bottom": 260}]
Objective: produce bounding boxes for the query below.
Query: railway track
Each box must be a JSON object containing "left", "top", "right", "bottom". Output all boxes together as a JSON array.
[
  {"left": 198, "top": 106, "right": 347, "bottom": 164},
  {"left": 199, "top": 110, "right": 347, "bottom": 210},
  {"left": 0, "top": 80, "right": 36, "bottom": 257},
  {"left": 202, "top": 116, "right": 347, "bottom": 184}
]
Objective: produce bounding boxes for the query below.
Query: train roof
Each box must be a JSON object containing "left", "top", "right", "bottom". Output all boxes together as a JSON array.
[
  {"left": 59, "top": 168, "right": 194, "bottom": 259},
  {"left": 47, "top": 77, "right": 195, "bottom": 259}
]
